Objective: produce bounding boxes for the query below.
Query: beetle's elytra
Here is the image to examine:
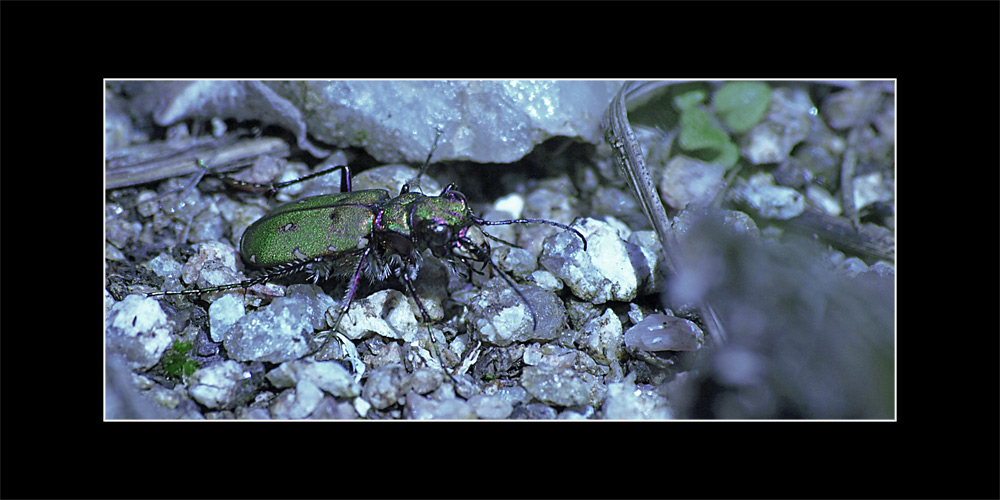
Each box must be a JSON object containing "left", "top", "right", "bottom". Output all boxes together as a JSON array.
[{"left": 149, "top": 131, "right": 588, "bottom": 375}]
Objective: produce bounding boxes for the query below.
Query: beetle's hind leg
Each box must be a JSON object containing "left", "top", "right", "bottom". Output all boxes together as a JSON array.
[
  {"left": 314, "top": 247, "right": 372, "bottom": 361},
  {"left": 213, "top": 161, "right": 354, "bottom": 196}
]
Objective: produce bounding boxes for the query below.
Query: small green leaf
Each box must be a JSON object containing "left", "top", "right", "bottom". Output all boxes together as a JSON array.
[
  {"left": 172, "top": 340, "right": 193, "bottom": 355},
  {"left": 677, "top": 106, "right": 740, "bottom": 169},
  {"left": 162, "top": 340, "right": 200, "bottom": 379},
  {"left": 673, "top": 88, "right": 708, "bottom": 112},
  {"left": 713, "top": 82, "right": 771, "bottom": 133},
  {"left": 679, "top": 107, "right": 729, "bottom": 151},
  {"left": 685, "top": 139, "right": 739, "bottom": 169}
]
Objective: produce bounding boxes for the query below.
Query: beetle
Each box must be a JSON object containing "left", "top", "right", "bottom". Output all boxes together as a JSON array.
[{"left": 149, "top": 131, "right": 588, "bottom": 373}]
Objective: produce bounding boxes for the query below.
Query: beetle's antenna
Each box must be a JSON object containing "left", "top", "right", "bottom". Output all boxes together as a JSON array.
[
  {"left": 474, "top": 217, "right": 588, "bottom": 252},
  {"left": 404, "top": 128, "right": 444, "bottom": 194}
]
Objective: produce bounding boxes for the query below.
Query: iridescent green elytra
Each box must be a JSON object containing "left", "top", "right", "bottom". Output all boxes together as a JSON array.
[{"left": 240, "top": 189, "right": 388, "bottom": 268}]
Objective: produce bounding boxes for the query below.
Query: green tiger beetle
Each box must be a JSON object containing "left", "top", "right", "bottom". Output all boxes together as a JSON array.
[{"left": 148, "top": 130, "right": 588, "bottom": 379}]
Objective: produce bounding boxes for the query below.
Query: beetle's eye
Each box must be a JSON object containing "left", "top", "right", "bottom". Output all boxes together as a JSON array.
[{"left": 426, "top": 223, "right": 451, "bottom": 250}]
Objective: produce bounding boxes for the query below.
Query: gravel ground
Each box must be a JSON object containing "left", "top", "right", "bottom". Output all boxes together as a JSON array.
[{"left": 105, "top": 81, "right": 894, "bottom": 419}]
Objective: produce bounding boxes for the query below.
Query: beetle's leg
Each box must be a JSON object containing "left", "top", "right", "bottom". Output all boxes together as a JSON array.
[
  {"left": 456, "top": 257, "right": 487, "bottom": 283},
  {"left": 147, "top": 255, "right": 324, "bottom": 297},
  {"left": 478, "top": 230, "right": 520, "bottom": 249},
  {"left": 487, "top": 260, "right": 540, "bottom": 331},
  {"left": 147, "top": 280, "right": 251, "bottom": 297},
  {"left": 223, "top": 164, "right": 353, "bottom": 196},
  {"left": 200, "top": 155, "right": 351, "bottom": 196},
  {"left": 399, "top": 269, "right": 459, "bottom": 385},
  {"left": 315, "top": 247, "right": 372, "bottom": 360},
  {"left": 270, "top": 164, "right": 352, "bottom": 193},
  {"left": 146, "top": 270, "right": 271, "bottom": 297}
]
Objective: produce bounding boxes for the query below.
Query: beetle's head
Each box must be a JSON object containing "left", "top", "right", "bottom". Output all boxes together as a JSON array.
[{"left": 412, "top": 188, "right": 491, "bottom": 265}]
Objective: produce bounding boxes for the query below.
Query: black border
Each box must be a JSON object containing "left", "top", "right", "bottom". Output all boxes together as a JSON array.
[{"left": 3, "top": 1, "right": 998, "bottom": 499}]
